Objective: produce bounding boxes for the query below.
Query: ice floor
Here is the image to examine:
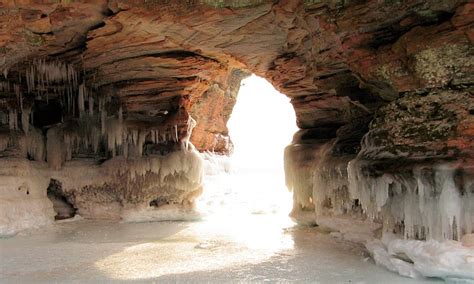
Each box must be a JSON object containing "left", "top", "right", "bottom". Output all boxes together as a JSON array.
[{"left": 0, "top": 171, "right": 441, "bottom": 283}]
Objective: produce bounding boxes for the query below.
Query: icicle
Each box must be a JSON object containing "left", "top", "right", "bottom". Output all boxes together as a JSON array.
[
  {"left": 184, "top": 115, "right": 197, "bottom": 150},
  {"left": 438, "top": 167, "right": 463, "bottom": 240},
  {"left": 8, "top": 109, "right": 17, "bottom": 130},
  {"left": 21, "top": 108, "right": 31, "bottom": 134},
  {"left": 0, "top": 111, "right": 7, "bottom": 125},
  {"left": 88, "top": 95, "right": 94, "bottom": 116},
  {"left": 132, "top": 129, "right": 138, "bottom": 145},
  {"left": 14, "top": 84, "right": 22, "bottom": 112},
  {"left": 174, "top": 125, "right": 178, "bottom": 142},
  {"left": 64, "top": 134, "right": 72, "bottom": 161},
  {"left": 138, "top": 131, "right": 146, "bottom": 157},
  {"left": 346, "top": 160, "right": 473, "bottom": 241},
  {"left": 26, "top": 127, "right": 45, "bottom": 161},
  {"left": 78, "top": 82, "right": 86, "bottom": 117},
  {"left": 100, "top": 98, "right": 106, "bottom": 135}
]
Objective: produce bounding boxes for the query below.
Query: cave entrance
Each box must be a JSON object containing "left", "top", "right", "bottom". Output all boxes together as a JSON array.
[{"left": 199, "top": 75, "right": 297, "bottom": 221}]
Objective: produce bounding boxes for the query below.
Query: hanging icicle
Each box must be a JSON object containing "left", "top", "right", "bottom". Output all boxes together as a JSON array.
[
  {"left": 78, "top": 82, "right": 86, "bottom": 117},
  {"left": 21, "top": 108, "right": 31, "bottom": 134}
]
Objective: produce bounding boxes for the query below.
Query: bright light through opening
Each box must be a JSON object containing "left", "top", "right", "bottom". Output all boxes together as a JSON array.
[
  {"left": 198, "top": 75, "right": 298, "bottom": 219},
  {"left": 228, "top": 75, "right": 298, "bottom": 172}
]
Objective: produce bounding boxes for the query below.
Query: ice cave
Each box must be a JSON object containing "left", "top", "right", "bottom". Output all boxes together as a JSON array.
[{"left": 0, "top": 1, "right": 473, "bottom": 283}]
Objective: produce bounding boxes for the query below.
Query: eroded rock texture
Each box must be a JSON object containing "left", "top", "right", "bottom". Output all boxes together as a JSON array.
[{"left": 0, "top": 0, "right": 473, "bottom": 239}]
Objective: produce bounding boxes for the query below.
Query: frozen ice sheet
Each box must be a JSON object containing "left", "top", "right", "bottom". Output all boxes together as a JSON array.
[{"left": 0, "top": 170, "right": 442, "bottom": 283}]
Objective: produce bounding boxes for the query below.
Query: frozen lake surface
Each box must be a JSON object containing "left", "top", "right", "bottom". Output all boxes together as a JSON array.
[{"left": 0, "top": 171, "right": 441, "bottom": 283}]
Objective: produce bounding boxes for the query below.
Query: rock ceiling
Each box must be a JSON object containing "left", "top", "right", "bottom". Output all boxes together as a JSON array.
[{"left": 0, "top": 0, "right": 472, "bottom": 154}]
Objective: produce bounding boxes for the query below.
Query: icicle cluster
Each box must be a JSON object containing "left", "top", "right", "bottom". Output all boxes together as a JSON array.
[
  {"left": 45, "top": 110, "right": 198, "bottom": 170},
  {"left": 8, "top": 109, "right": 17, "bottom": 130},
  {"left": 25, "top": 59, "right": 85, "bottom": 116},
  {"left": 0, "top": 82, "right": 24, "bottom": 110},
  {"left": 25, "top": 59, "right": 78, "bottom": 95},
  {"left": 0, "top": 124, "right": 44, "bottom": 161},
  {"left": 1, "top": 59, "right": 86, "bottom": 142},
  {"left": 2, "top": 108, "right": 27, "bottom": 138},
  {"left": 312, "top": 156, "right": 353, "bottom": 218},
  {"left": 2, "top": 59, "right": 197, "bottom": 174},
  {"left": 348, "top": 160, "right": 473, "bottom": 241},
  {"left": 285, "top": 139, "right": 474, "bottom": 241},
  {"left": 20, "top": 127, "right": 45, "bottom": 161},
  {"left": 109, "top": 147, "right": 204, "bottom": 186},
  {"left": 284, "top": 143, "right": 317, "bottom": 212}
]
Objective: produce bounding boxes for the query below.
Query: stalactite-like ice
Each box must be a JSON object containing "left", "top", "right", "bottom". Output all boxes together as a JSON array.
[
  {"left": 347, "top": 160, "right": 473, "bottom": 241},
  {"left": 284, "top": 143, "right": 318, "bottom": 225},
  {"left": 78, "top": 83, "right": 86, "bottom": 117},
  {"left": 284, "top": 139, "right": 473, "bottom": 242},
  {"left": 23, "top": 128, "right": 45, "bottom": 162},
  {"left": 8, "top": 109, "right": 17, "bottom": 130},
  {"left": 21, "top": 108, "right": 30, "bottom": 134},
  {"left": 46, "top": 146, "right": 205, "bottom": 221},
  {"left": 285, "top": 138, "right": 473, "bottom": 281},
  {"left": 1, "top": 144, "right": 205, "bottom": 234},
  {"left": 23, "top": 59, "right": 78, "bottom": 106}
]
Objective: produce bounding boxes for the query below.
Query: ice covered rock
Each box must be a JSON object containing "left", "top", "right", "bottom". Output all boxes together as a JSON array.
[
  {"left": 49, "top": 146, "right": 205, "bottom": 220},
  {"left": 0, "top": 159, "right": 54, "bottom": 237},
  {"left": 366, "top": 234, "right": 474, "bottom": 282}
]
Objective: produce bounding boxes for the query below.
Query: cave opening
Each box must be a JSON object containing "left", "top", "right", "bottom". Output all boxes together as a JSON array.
[
  {"left": 228, "top": 74, "right": 298, "bottom": 173},
  {"left": 199, "top": 74, "right": 297, "bottom": 222}
]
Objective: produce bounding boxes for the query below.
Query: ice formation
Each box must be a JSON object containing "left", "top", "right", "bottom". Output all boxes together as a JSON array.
[
  {"left": 366, "top": 234, "right": 474, "bottom": 282},
  {"left": 0, "top": 159, "right": 55, "bottom": 237},
  {"left": 38, "top": 110, "right": 198, "bottom": 168},
  {"left": 0, "top": 145, "right": 205, "bottom": 235},
  {"left": 53, "top": 147, "right": 204, "bottom": 220},
  {"left": 284, "top": 134, "right": 474, "bottom": 282},
  {"left": 284, "top": 143, "right": 318, "bottom": 225},
  {"left": 348, "top": 160, "right": 473, "bottom": 241},
  {"left": 25, "top": 59, "right": 78, "bottom": 101},
  {"left": 284, "top": 139, "right": 359, "bottom": 226},
  {"left": 0, "top": 58, "right": 204, "bottom": 233},
  {"left": 121, "top": 204, "right": 202, "bottom": 223},
  {"left": 284, "top": 138, "right": 473, "bottom": 242},
  {"left": 201, "top": 151, "right": 233, "bottom": 175}
]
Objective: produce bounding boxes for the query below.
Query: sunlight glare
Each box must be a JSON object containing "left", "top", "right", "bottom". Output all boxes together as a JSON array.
[{"left": 228, "top": 75, "right": 298, "bottom": 171}]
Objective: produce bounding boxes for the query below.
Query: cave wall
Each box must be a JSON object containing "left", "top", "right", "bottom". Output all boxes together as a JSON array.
[
  {"left": 0, "top": 0, "right": 473, "bottom": 239},
  {"left": 279, "top": 0, "right": 473, "bottom": 241}
]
